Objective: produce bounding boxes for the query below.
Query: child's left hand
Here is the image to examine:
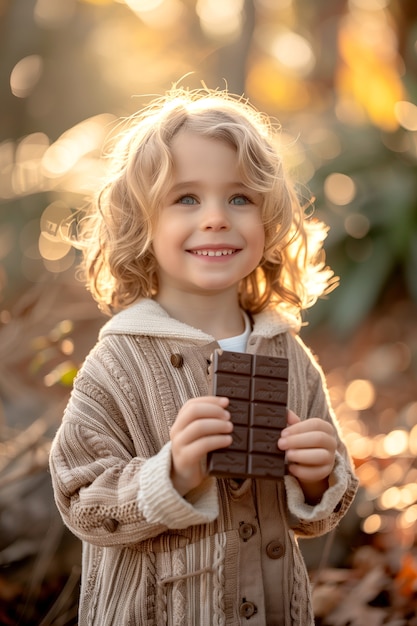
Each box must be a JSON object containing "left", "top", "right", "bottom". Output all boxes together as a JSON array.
[{"left": 278, "top": 409, "right": 337, "bottom": 504}]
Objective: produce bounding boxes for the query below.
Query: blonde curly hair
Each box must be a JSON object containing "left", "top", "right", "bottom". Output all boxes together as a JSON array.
[{"left": 71, "top": 87, "right": 336, "bottom": 319}]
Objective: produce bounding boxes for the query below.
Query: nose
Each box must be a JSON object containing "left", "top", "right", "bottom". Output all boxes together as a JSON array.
[{"left": 200, "top": 201, "right": 231, "bottom": 231}]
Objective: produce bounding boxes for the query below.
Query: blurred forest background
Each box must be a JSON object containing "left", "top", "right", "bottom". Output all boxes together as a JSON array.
[{"left": 0, "top": 0, "right": 417, "bottom": 624}]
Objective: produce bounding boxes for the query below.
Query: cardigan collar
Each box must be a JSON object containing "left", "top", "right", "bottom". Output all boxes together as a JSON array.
[{"left": 99, "top": 298, "right": 300, "bottom": 342}]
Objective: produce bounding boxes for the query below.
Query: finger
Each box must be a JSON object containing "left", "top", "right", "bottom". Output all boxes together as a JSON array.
[
  {"left": 197, "top": 395, "right": 230, "bottom": 408},
  {"left": 173, "top": 417, "right": 234, "bottom": 449},
  {"left": 283, "top": 417, "right": 334, "bottom": 435},
  {"left": 286, "top": 462, "right": 333, "bottom": 484},
  {"left": 180, "top": 397, "right": 230, "bottom": 422},
  {"left": 285, "top": 447, "right": 334, "bottom": 467},
  {"left": 174, "top": 432, "right": 234, "bottom": 467},
  {"left": 279, "top": 417, "right": 335, "bottom": 443},
  {"left": 278, "top": 429, "right": 336, "bottom": 452},
  {"left": 171, "top": 397, "right": 230, "bottom": 436}
]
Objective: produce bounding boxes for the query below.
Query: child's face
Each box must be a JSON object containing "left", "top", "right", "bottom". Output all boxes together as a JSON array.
[{"left": 152, "top": 130, "right": 265, "bottom": 304}]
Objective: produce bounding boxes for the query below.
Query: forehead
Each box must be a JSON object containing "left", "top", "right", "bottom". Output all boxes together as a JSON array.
[{"left": 170, "top": 130, "right": 240, "bottom": 181}]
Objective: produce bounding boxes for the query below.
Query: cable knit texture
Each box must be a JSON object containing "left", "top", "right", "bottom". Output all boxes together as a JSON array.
[{"left": 49, "top": 298, "right": 358, "bottom": 625}]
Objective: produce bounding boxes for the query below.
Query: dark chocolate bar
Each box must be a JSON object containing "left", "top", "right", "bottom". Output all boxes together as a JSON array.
[{"left": 207, "top": 350, "right": 288, "bottom": 480}]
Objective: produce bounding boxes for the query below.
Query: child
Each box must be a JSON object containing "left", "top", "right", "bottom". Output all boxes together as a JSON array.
[{"left": 49, "top": 87, "right": 358, "bottom": 625}]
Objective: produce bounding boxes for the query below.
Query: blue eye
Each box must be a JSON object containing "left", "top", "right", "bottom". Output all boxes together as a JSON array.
[
  {"left": 178, "top": 195, "right": 198, "bottom": 205},
  {"left": 230, "top": 195, "right": 250, "bottom": 205}
]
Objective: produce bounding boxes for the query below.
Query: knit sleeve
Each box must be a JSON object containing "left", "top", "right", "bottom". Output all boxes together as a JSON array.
[
  {"left": 138, "top": 441, "right": 219, "bottom": 528},
  {"left": 284, "top": 336, "right": 359, "bottom": 537},
  {"left": 49, "top": 366, "right": 218, "bottom": 547}
]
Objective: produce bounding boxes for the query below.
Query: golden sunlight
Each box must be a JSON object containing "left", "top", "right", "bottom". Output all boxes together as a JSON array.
[
  {"left": 247, "top": 59, "right": 311, "bottom": 110},
  {"left": 337, "top": 7, "right": 405, "bottom": 130}
]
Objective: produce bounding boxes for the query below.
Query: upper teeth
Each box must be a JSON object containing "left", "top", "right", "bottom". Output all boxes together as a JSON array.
[{"left": 193, "top": 249, "right": 234, "bottom": 256}]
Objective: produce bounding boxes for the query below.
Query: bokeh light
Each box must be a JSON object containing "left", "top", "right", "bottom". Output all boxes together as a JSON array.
[
  {"left": 345, "top": 379, "right": 376, "bottom": 411},
  {"left": 10, "top": 55, "right": 43, "bottom": 98},
  {"left": 400, "top": 505, "right": 417, "bottom": 529},
  {"left": 349, "top": 0, "right": 390, "bottom": 9},
  {"left": 196, "top": 0, "right": 244, "bottom": 39},
  {"left": 124, "top": 0, "right": 184, "bottom": 28},
  {"left": 337, "top": 3, "right": 405, "bottom": 130},
  {"left": 409, "top": 424, "right": 417, "bottom": 455},
  {"left": 364, "top": 343, "right": 412, "bottom": 383},
  {"left": 42, "top": 114, "right": 114, "bottom": 179},
  {"left": 404, "top": 403, "right": 417, "bottom": 427},
  {"left": 0, "top": 224, "right": 15, "bottom": 261},
  {"left": 270, "top": 31, "right": 315, "bottom": 76},
  {"left": 379, "top": 487, "right": 402, "bottom": 510},
  {"left": 324, "top": 173, "right": 356, "bottom": 206},
  {"left": 1, "top": 3, "right": 417, "bottom": 620},
  {"left": 363, "top": 514, "right": 383, "bottom": 534},
  {"left": 383, "top": 429, "right": 409, "bottom": 456},
  {"left": 344, "top": 214, "right": 370, "bottom": 239},
  {"left": 34, "top": 0, "right": 77, "bottom": 28},
  {"left": 394, "top": 100, "right": 417, "bottom": 132}
]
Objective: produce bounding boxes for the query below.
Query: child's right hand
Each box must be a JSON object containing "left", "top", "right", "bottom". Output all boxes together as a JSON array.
[{"left": 170, "top": 396, "right": 233, "bottom": 496}]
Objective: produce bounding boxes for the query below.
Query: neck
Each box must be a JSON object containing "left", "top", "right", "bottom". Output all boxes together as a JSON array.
[{"left": 155, "top": 291, "right": 245, "bottom": 339}]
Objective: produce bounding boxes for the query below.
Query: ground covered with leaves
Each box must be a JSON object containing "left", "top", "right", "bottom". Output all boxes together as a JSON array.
[{"left": 0, "top": 280, "right": 416, "bottom": 625}]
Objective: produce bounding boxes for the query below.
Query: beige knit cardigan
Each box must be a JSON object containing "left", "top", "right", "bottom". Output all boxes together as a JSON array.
[{"left": 49, "top": 299, "right": 358, "bottom": 626}]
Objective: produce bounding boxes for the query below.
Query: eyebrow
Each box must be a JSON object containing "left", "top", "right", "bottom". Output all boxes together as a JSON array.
[{"left": 168, "top": 181, "right": 254, "bottom": 192}]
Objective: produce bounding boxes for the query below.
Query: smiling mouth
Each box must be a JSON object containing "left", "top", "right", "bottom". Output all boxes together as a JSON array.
[{"left": 190, "top": 249, "right": 238, "bottom": 257}]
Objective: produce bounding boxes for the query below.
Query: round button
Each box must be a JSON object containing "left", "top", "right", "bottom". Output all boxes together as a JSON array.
[
  {"left": 266, "top": 540, "right": 285, "bottom": 559},
  {"left": 102, "top": 518, "right": 119, "bottom": 533},
  {"left": 239, "top": 601, "right": 257, "bottom": 618},
  {"left": 239, "top": 523, "right": 255, "bottom": 541},
  {"left": 170, "top": 353, "right": 184, "bottom": 368}
]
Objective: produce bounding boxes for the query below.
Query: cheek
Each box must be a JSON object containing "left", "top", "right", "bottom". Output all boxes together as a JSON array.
[
  {"left": 152, "top": 221, "right": 187, "bottom": 274},
  {"left": 152, "top": 227, "right": 172, "bottom": 267},
  {"left": 152, "top": 215, "right": 175, "bottom": 248},
  {"left": 251, "top": 222, "right": 266, "bottom": 258}
]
